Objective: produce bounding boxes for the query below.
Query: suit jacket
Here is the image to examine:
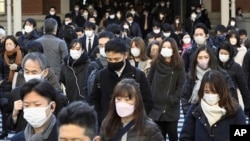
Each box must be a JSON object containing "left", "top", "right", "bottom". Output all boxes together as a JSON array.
[{"left": 80, "top": 35, "right": 98, "bottom": 60}]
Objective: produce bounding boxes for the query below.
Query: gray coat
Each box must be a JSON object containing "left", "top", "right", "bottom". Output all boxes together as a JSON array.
[{"left": 36, "top": 34, "right": 68, "bottom": 79}]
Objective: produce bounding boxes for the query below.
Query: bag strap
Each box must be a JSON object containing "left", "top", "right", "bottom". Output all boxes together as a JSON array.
[{"left": 112, "top": 120, "right": 135, "bottom": 141}]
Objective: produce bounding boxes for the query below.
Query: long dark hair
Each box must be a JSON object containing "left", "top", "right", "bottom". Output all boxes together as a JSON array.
[
  {"left": 154, "top": 37, "right": 184, "bottom": 70},
  {"left": 101, "top": 78, "right": 146, "bottom": 138},
  {"left": 198, "top": 70, "right": 238, "bottom": 116},
  {"left": 129, "top": 37, "right": 148, "bottom": 61},
  {"left": 189, "top": 46, "right": 220, "bottom": 80}
]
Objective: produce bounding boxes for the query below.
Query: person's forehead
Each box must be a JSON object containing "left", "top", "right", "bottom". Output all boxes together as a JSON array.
[
  {"left": 59, "top": 124, "right": 91, "bottom": 140},
  {"left": 24, "top": 59, "right": 42, "bottom": 70}
]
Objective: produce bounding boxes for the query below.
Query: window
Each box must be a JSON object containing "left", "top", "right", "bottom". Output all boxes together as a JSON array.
[{"left": 0, "top": 0, "right": 5, "bottom": 15}]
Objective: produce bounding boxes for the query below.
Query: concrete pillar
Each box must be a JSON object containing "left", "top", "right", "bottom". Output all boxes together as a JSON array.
[
  {"left": 203, "top": 0, "right": 211, "bottom": 12},
  {"left": 13, "top": 0, "right": 22, "bottom": 35},
  {"left": 221, "top": 0, "right": 230, "bottom": 26},
  {"left": 60, "top": 0, "right": 70, "bottom": 15},
  {"left": 231, "top": 0, "right": 236, "bottom": 18},
  {"left": 6, "top": 0, "right": 11, "bottom": 35}
]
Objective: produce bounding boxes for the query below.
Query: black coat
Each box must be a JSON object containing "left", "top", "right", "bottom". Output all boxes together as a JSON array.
[
  {"left": 181, "top": 69, "right": 238, "bottom": 115},
  {"left": 148, "top": 59, "right": 185, "bottom": 121},
  {"left": 88, "top": 60, "right": 153, "bottom": 125},
  {"left": 220, "top": 60, "right": 250, "bottom": 110},
  {"left": 79, "top": 35, "right": 98, "bottom": 60},
  {"left": 60, "top": 53, "right": 90, "bottom": 102}
]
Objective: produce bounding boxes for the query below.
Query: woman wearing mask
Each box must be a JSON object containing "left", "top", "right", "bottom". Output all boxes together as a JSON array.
[
  {"left": 11, "top": 79, "right": 59, "bottom": 141},
  {"left": 227, "top": 17, "right": 238, "bottom": 31},
  {"left": 148, "top": 38, "right": 185, "bottom": 141},
  {"left": 100, "top": 78, "right": 164, "bottom": 141},
  {"left": 147, "top": 40, "right": 160, "bottom": 60},
  {"left": 171, "top": 15, "right": 183, "bottom": 35},
  {"left": 180, "top": 70, "right": 246, "bottom": 141},
  {"left": 129, "top": 37, "right": 152, "bottom": 75},
  {"left": 60, "top": 39, "right": 90, "bottom": 102},
  {"left": 0, "top": 35, "right": 23, "bottom": 138},
  {"left": 181, "top": 32, "right": 193, "bottom": 56},
  {"left": 227, "top": 30, "right": 247, "bottom": 66},
  {"left": 181, "top": 46, "right": 238, "bottom": 116},
  {"left": 217, "top": 41, "right": 250, "bottom": 112}
]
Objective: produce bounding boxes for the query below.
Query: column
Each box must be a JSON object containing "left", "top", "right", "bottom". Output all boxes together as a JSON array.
[
  {"left": 221, "top": 0, "right": 230, "bottom": 26},
  {"left": 13, "top": 0, "right": 22, "bottom": 35},
  {"left": 6, "top": 0, "right": 11, "bottom": 35},
  {"left": 231, "top": 0, "right": 236, "bottom": 18},
  {"left": 60, "top": 0, "right": 70, "bottom": 15}
]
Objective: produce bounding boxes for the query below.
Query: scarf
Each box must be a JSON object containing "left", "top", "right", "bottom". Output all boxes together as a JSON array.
[
  {"left": 201, "top": 99, "right": 226, "bottom": 126},
  {"left": 189, "top": 66, "right": 210, "bottom": 104},
  {"left": 24, "top": 115, "right": 56, "bottom": 141},
  {"left": 66, "top": 52, "right": 89, "bottom": 67},
  {"left": 4, "top": 45, "right": 22, "bottom": 82},
  {"left": 181, "top": 43, "right": 192, "bottom": 56}
]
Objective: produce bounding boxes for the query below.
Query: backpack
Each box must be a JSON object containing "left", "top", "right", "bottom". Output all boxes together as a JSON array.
[{"left": 87, "top": 60, "right": 103, "bottom": 96}]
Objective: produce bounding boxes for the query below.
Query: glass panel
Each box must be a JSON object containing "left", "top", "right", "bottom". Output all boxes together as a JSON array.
[{"left": 0, "top": 0, "right": 5, "bottom": 15}]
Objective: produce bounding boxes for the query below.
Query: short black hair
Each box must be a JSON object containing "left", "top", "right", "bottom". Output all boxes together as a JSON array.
[
  {"left": 20, "top": 79, "right": 56, "bottom": 103},
  {"left": 238, "top": 29, "right": 247, "bottom": 36},
  {"left": 105, "top": 38, "right": 128, "bottom": 53},
  {"left": 64, "top": 13, "right": 72, "bottom": 19},
  {"left": 98, "top": 31, "right": 115, "bottom": 40},
  {"left": 193, "top": 23, "right": 209, "bottom": 35},
  {"left": 75, "top": 27, "right": 83, "bottom": 33},
  {"left": 27, "top": 41, "right": 44, "bottom": 53},
  {"left": 58, "top": 101, "right": 98, "bottom": 140},
  {"left": 84, "top": 21, "right": 96, "bottom": 30},
  {"left": 125, "top": 13, "right": 133, "bottom": 18},
  {"left": 25, "top": 18, "right": 37, "bottom": 27},
  {"left": 215, "top": 24, "right": 226, "bottom": 34},
  {"left": 105, "top": 23, "right": 121, "bottom": 35},
  {"left": 15, "top": 31, "right": 23, "bottom": 37},
  {"left": 44, "top": 18, "right": 58, "bottom": 34}
]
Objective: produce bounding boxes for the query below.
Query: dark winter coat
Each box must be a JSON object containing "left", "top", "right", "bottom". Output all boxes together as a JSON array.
[
  {"left": 181, "top": 69, "right": 238, "bottom": 115},
  {"left": 60, "top": 52, "right": 90, "bottom": 102},
  {"left": 148, "top": 59, "right": 185, "bottom": 121},
  {"left": 88, "top": 60, "right": 153, "bottom": 125},
  {"left": 179, "top": 104, "right": 246, "bottom": 141}
]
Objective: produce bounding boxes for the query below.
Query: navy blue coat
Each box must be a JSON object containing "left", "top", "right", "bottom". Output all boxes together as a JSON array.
[{"left": 180, "top": 104, "right": 246, "bottom": 141}]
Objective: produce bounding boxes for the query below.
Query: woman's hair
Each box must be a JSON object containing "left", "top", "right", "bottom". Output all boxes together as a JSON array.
[
  {"left": 20, "top": 79, "right": 56, "bottom": 103},
  {"left": 129, "top": 37, "right": 148, "bottom": 61},
  {"left": 102, "top": 78, "right": 146, "bottom": 138},
  {"left": 147, "top": 40, "right": 160, "bottom": 58},
  {"left": 226, "top": 30, "right": 241, "bottom": 47},
  {"left": 154, "top": 37, "right": 183, "bottom": 69},
  {"left": 3, "top": 35, "right": 19, "bottom": 51},
  {"left": 198, "top": 70, "right": 238, "bottom": 116},
  {"left": 189, "top": 46, "right": 220, "bottom": 80}
]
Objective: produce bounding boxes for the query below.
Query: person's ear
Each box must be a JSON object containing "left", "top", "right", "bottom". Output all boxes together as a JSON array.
[
  {"left": 42, "top": 68, "right": 49, "bottom": 77},
  {"left": 93, "top": 136, "right": 100, "bottom": 141},
  {"left": 50, "top": 101, "right": 56, "bottom": 112},
  {"left": 124, "top": 52, "right": 129, "bottom": 59}
]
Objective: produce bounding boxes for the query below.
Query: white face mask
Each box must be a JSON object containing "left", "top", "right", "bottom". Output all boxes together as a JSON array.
[
  {"left": 24, "top": 71, "right": 44, "bottom": 82},
  {"left": 115, "top": 102, "right": 135, "bottom": 117},
  {"left": 203, "top": 93, "right": 220, "bottom": 106},
  {"left": 116, "top": 13, "right": 121, "bottom": 18},
  {"left": 154, "top": 29, "right": 161, "bottom": 34},
  {"left": 123, "top": 25, "right": 129, "bottom": 29},
  {"left": 128, "top": 20, "right": 133, "bottom": 24},
  {"left": 70, "top": 49, "right": 82, "bottom": 60},
  {"left": 191, "top": 14, "right": 197, "bottom": 20},
  {"left": 23, "top": 104, "right": 52, "bottom": 128},
  {"left": 131, "top": 47, "right": 141, "bottom": 57},
  {"left": 230, "top": 38, "right": 237, "bottom": 45},
  {"left": 82, "top": 12, "right": 88, "bottom": 17},
  {"left": 109, "top": 15, "right": 115, "bottom": 19},
  {"left": 130, "top": 11, "right": 135, "bottom": 15},
  {"left": 194, "top": 36, "right": 207, "bottom": 45},
  {"left": 197, "top": 59, "right": 209, "bottom": 70},
  {"left": 230, "top": 21, "right": 236, "bottom": 26},
  {"left": 65, "top": 21, "right": 71, "bottom": 25},
  {"left": 175, "top": 20, "right": 180, "bottom": 24},
  {"left": 74, "top": 7, "right": 79, "bottom": 11},
  {"left": 24, "top": 26, "right": 33, "bottom": 33},
  {"left": 163, "top": 32, "right": 171, "bottom": 38},
  {"left": 219, "top": 54, "right": 229, "bottom": 63},
  {"left": 85, "top": 30, "right": 94, "bottom": 37},
  {"left": 99, "top": 47, "right": 106, "bottom": 57},
  {"left": 50, "top": 11, "right": 55, "bottom": 15},
  {"left": 183, "top": 38, "right": 191, "bottom": 44},
  {"left": 160, "top": 48, "right": 173, "bottom": 58}
]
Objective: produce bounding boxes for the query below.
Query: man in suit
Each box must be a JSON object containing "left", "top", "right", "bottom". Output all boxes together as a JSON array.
[{"left": 80, "top": 22, "right": 98, "bottom": 60}]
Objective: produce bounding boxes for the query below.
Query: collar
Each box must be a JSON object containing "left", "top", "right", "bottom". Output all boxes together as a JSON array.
[{"left": 115, "top": 61, "right": 126, "bottom": 77}]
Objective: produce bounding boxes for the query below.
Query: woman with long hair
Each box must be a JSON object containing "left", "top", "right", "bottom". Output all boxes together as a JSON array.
[
  {"left": 101, "top": 78, "right": 164, "bottom": 141},
  {"left": 148, "top": 38, "right": 185, "bottom": 141},
  {"left": 180, "top": 70, "right": 246, "bottom": 141}
]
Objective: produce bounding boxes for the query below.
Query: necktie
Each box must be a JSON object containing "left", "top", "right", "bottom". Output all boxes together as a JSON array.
[{"left": 88, "top": 38, "right": 91, "bottom": 53}]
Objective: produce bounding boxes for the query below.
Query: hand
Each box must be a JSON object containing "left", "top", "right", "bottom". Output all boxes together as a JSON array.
[
  {"left": 0, "top": 80, "right": 3, "bottom": 85},
  {"left": 13, "top": 100, "right": 23, "bottom": 117},
  {"left": 9, "top": 63, "right": 18, "bottom": 70}
]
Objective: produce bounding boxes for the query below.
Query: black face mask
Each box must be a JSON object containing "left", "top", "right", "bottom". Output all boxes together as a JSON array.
[{"left": 108, "top": 60, "right": 124, "bottom": 71}]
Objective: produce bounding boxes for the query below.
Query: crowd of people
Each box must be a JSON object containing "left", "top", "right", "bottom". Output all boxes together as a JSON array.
[{"left": 0, "top": 0, "right": 250, "bottom": 141}]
